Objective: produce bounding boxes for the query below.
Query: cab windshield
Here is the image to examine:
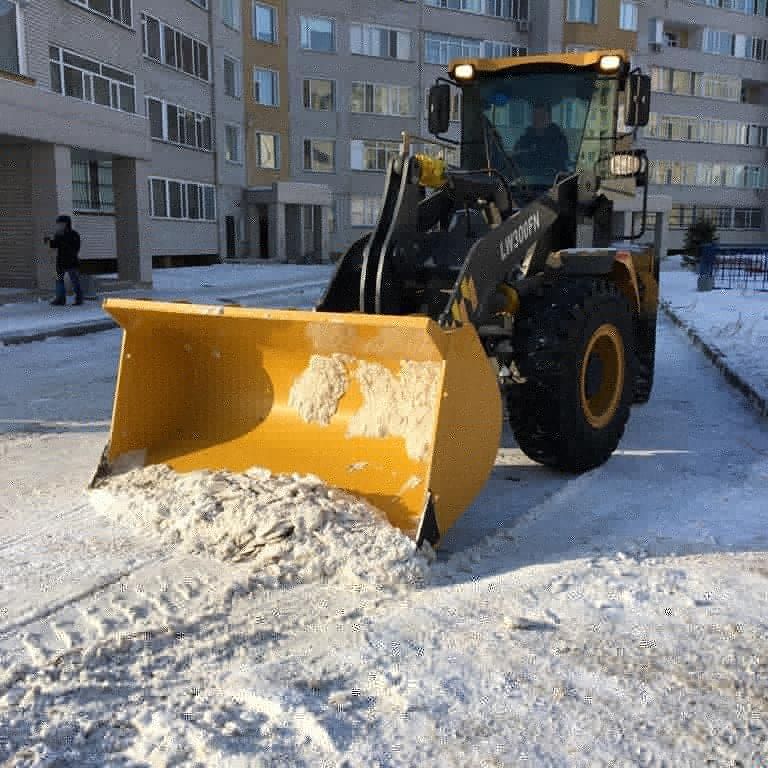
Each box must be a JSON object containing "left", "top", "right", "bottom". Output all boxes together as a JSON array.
[{"left": 461, "top": 71, "right": 618, "bottom": 192}]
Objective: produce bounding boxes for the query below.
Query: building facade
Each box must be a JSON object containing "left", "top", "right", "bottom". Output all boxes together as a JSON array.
[
  {"left": 278, "top": 0, "right": 530, "bottom": 256},
  {"left": 0, "top": 0, "right": 245, "bottom": 289},
  {"left": 1, "top": 0, "right": 765, "bottom": 287},
  {"left": 634, "top": 0, "right": 768, "bottom": 249}
]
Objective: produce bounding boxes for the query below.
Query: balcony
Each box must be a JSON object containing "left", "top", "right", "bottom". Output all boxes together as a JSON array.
[{"left": 0, "top": 77, "right": 152, "bottom": 160}]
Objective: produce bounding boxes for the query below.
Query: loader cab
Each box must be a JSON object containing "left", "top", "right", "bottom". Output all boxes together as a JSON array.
[{"left": 430, "top": 50, "right": 650, "bottom": 203}]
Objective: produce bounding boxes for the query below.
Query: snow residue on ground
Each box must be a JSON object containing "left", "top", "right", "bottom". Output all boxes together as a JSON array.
[
  {"left": 0, "top": 263, "right": 333, "bottom": 339},
  {"left": 661, "top": 267, "right": 768, "bottom": 402},
  {"left": 289, "top": 354, "right": 350, "bottom": 425},
  {"left": 3, "top": 276, "right": 768, "bottom": 767},
  {"left": 348, "top": 361, "right": 441, "bottom": 461},
  {"left": 90, "top": 464, "right": 433, "bottom": 589}
]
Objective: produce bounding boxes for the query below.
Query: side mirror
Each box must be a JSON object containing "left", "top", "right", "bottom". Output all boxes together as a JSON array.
[
  {"left": 428, "top": 83, "right": 451, "bottom": 136},
  {"left": 624, "top": 73, "right": 651, "bottom": 127}
]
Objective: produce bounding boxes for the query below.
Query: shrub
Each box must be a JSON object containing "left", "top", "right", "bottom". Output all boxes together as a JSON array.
[{"left": 682, "top": 219, "right": 719, "bottom": 267}]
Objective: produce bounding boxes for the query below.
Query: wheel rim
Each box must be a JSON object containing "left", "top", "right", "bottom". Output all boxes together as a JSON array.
[{"left": 579, "top": 323, "right": 625, "bottom": 429}]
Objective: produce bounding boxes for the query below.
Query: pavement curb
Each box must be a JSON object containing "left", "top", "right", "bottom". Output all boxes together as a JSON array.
[
  {"left": 660, "top": 299, "right": 768, "bottom": 419},
  {"left": 0, "top": 280, "right": 329, "bottom": 346},
  {"left": 0, "top": 319, "right": 118, "bottom": 346}
]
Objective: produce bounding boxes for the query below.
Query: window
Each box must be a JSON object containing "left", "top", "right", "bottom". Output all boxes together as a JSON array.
[
  {"left": 703, "top": 28, "right": 734, "bottom": 55},
  {"left": 303, "top": 139, "right": 335, "bottom": 172},
  {"left": 253, "top": 132, "right": 280, "bottom": 168},
  {"left": 650, "top": 161, "right": 768, "bottom": 189},
  {"left": 0, "top": 0, "right": 24, "bottom": 76},
  {"left": 225, "top": 124, "right": 241, "bottom": 163},
  {"left": 221, "top": 0, "right": 240, "bottom": 29},
  {"left": 351, "top": 83, "right": 414, "bottom": 117},
  {"left": 50, "top": 47, "right": 136, "bottom": 112},
  {"left": 350, "top": 196, "right": 381, "bottom": 227},
  {"left": 300, "top": 16, "right": 334, "bottom": 52},
  {"left": 483, "top": 41, "right": 525, "bottom": 58},
  {"left": 749, "top": 36, "right": 768, "bottom": 60},
  {"left": 223, "top": 56, "right": 241, "bottom": 97},
  {"left": 426, "top": 0, "right": 484, "bottom": 12},
  {"left": 350, "top": 139, "right": 400, "bottom": 172},
  {"left": 72, "top": 159, "right": 114, "bottom": 212},
  {"left": 733, "top": 208, "right": 763, "bottom": 229},
  {"left": 146, "top": 97, "right": 211, "bottom": 150},
  {"left": 424, "top": 33, "right": 482, "bottom": 65},
  {"left": 669, "top": 205, "right": 763, "bottom": 230},
  {"left": 567, "top": 0, "right": 595, "bottom": 22},
  {"left": 253, "top": 67, "right": 278, "bottom": 105},
  {"left": 645, "top": 113, "right": 768, "bottom": 147},
  {"left": 149, "top": 177, "right": 216, "bottom": 220},
  {"left": 69, "top": 0, "right": 131, "bottom": 25},
  {"left": 350, "top": 23, "right": 411, "bottom": 60},
  {"left": 252, "top": 3, "right": 276, "bottom": 43},
  {"left": 141, "top": 14, "right": 209, "bottom": 81},
  {"left": 426, "top": 0, "right": 529, "bottom": 18},
  {"left": 619, "top": 1, "right": 637, "bottom": 30},
  {"left": 697, "top": 72, "right": 741, "bottom": 100},
  {"left": 303, "top": 78, "right": 335, "bottom": 110},
  {"left": 487, "top": 0, "right": 528, "bottom": 18}
]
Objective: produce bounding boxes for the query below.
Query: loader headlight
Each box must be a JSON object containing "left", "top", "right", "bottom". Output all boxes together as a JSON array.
[
  {"left": 610, "top": 152, "right": 642, "bottom": 177},
  {"left": 599, "top": 54, "right": 622, "bottom": 73},
  {"left": 454, "top": 64, "right": 475, "bottom": 81}
]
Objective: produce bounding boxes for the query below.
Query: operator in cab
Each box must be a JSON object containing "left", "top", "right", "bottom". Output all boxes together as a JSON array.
[{"left": 513, "top": 101, "right": 570, "bottom": 181}]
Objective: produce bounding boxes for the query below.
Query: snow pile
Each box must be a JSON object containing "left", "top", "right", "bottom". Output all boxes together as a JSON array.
[
  {"left": 348, "top": 360, "right": 441, "bottom": 461},
  {"left": 90, "top": 465, "right": 433, "bottom": 588},
  {"left": 661, "top": 269, "right": 768, "bottom": 403}
]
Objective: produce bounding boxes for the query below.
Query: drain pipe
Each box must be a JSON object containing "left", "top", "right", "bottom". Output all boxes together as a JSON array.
[{"left": 207, "top": 5, "right": 223, "bottom": 263}]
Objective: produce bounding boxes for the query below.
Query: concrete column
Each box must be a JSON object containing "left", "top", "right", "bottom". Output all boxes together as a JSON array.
[
  {"left": 113, "top": 157, "right": 152, "bottom": 284},
  {"left": 654, "top": 210, "right": 670, "bottom": 261},
  {"left": 268, "top": 202, "right": 286, "bottom": 262},
  {"left": 320, "top": 205, "right": 331, "bottom": 264},
  {"left": 296, "top": 205, "right": 307, "bottom": 264},
  {"left": 247, "top": 205, "right": 259, "bottom": 260},
  {"left": 28, "top": 144, "right": 73, "bottom": 290}
]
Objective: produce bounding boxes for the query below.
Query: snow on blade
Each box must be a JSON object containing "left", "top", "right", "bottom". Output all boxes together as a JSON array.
[
  {"left": 89, "top": 464, "right": 433, "bottom": 588},
  {"left": 288, "top": 353, "right": 351, "bottom": 425},
  {"left": 347, "top": 360, "right": 441, "bottom": 461}
]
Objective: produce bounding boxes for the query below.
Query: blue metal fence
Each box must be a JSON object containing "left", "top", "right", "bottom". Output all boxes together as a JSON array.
[{"left": 699, "top": 245, "right": 768, "bottom": 291}]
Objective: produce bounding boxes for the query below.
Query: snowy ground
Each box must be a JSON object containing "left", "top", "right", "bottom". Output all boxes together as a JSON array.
[
  {"left": 661, "top": 266, "right": 768, "bottom": 405},
  {"left": 0, "top": 264, "right": 333, "bottom": 339},
  {"left": 1, "top": 266, "right": 767, "bottom": 766}
]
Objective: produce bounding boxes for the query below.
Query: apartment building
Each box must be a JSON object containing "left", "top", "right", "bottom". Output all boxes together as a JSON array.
[
  {"left": 0, "top": 0, "right": 245, "bottom": 290},
  {"left": 275, "top": 1, "right": 530, "bottom": 256},
  {"left": 242, "top": 0, "right": 333, "bottom": 263},
  {"left": 633, "top": 0, "right": 768, "bottom": 249}
]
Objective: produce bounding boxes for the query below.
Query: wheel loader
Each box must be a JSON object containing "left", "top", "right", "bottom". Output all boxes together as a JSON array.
[{"left": 94, "top": 50, "right": 659, "bottom": 547}]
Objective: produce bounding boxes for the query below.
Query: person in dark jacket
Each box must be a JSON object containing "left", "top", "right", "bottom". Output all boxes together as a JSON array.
[
  {"left": 513, "top": 101, "right": 571, "bottom": 182},
  {"left": 46, "top": 215, "right": 83, "bottom": 306}
]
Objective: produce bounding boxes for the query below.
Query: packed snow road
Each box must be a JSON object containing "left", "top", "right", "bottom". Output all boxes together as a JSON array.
[{"left": 1, "top": 278, "right": 766, "bottom": 767}]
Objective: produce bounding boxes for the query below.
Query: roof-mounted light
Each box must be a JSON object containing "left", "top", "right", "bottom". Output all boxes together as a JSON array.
[
  {"left": 454, "top": 64, "right": 475, "bottom": 81},
  {"left": 599, "top": 54, "right": 622, "bottom": 73}
]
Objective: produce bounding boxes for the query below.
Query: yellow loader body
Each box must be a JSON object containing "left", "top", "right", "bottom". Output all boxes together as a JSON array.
[{"left": 98, "top": 298, "right": 502, "bottom": 543}]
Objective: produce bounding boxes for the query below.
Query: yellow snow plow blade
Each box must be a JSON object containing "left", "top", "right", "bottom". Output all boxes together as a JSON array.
[{"left": 96, "top": 299, "right": 502, "bottom": 545}]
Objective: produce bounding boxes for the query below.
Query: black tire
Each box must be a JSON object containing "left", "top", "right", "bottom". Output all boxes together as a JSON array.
[
  {"left": 633, "top": 315, "right": 656, "bottom": 404},
  {"left": 506, "top": 278, "right": 636, "bottom": 473}
]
